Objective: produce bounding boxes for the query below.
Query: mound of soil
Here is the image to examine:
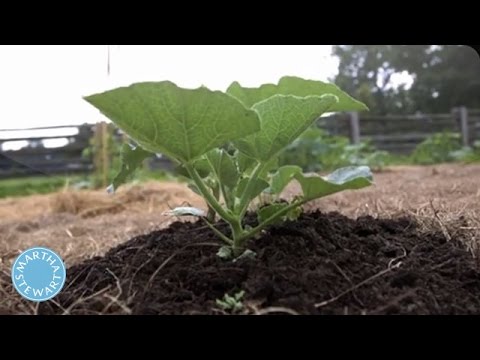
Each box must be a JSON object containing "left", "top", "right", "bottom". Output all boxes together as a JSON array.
[{"left": 39, "top": 211, "right": 480, "bottom": 315}]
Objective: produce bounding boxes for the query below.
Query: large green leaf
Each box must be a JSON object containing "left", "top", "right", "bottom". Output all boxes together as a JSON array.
[
  {"left": 269, "top": 165, "right": 302, "bottom": 194},
  {"left": 235, "top": 95, "right": 338, "bottom": 162},
  {"left": 109, "top": 144, "right": 154, "bottom": 192},
  {"left": 235, "top": 177, "right": 269, "bottom": 201},
  {"left": 84, "top": 81, "right": 261, "bottom": 163},
  {"left": 227, "top": 76, "right": 368, "bottom": 111},
  {"left": 206, "top": 148, "right": 239, "bottom": 189},
  {"left": 175, "top": 157, "right": 211, "bottom": 179},
  {"left": 295, "top": 166, "right": 373, "bottom": 201}
]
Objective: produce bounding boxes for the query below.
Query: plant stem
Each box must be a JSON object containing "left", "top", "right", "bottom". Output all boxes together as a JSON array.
[
  {"left": 236, "top": 198, "right": 307, "bottom": 246},
  {"left": 201, "top": 218, "right": 233, "bottom": 245},
  {"left": 206, "top": 206, "right": 216, "bottom": 222},
  {"left": 220, "top": 183, "right": 233, "bottom": 211},
  {"left": 237, "top": 162, "right": 266, "bottom": 217},
  {"left": 206, "top": 183, "right": 220, "bottom": 222},
  {"left": 185, "top": 164, "right": 235, "bottom": 224}
]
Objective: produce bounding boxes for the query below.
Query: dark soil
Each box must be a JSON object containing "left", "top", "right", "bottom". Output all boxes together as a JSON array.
[{"left": 38, "top": 211, "right": 480, "bottom": 315}]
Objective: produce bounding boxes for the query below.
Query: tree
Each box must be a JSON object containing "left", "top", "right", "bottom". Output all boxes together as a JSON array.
[{"left": 332, "top": 45, "right": 480, "bottom": 114}]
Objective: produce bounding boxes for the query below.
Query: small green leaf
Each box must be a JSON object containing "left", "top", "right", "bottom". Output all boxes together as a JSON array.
[
  {"left": 257, "top": 203, "right": 288, "bottom": 224},
  {"left": 235, "top": 290, "right": 245, "bottom": 301},
  {"left": 295, "top": 166, "right": 373, "bottom": 201},
  {"left": 84, "top": 81, "right": 261, "bottom": 163},
  {"left": 225, "top": 296, "right": 236, "bottom": 306},
  {"left": 233, "top": 250, "right": 257, "bottom": 262},
  {"left": 236, "top": 177, "right": 269, "bottom": 201},
  {"left": 236, "top": 151, "right": 257, "bottom": 174},
  {"left": 235, "top": 95, "right": 338, "bottom": 162},
  {"left": 269, "top": 165, "right": 302, "bottom": 194},
  {"left": 217, "top": 246, "right": 233, "bottom": 259},
  {"left": 258, "top": 157, "right": 279, "bottom": 180},
  {"left": 216, "top": 299, "right": 229, "bottom": 309},
  {"left": 110, "top": 144, "right": 155, "bottom": 192},
  {"left": 227, "top": 76, "right": 368, "bottom": 111},
  {"left": 206, "top": 149, "right": 239, "bottom": 188},
  {"left": 286, "top": 206, "right": 302, "bottom": 221}
]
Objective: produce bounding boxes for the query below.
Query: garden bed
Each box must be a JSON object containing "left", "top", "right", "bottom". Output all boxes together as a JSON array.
[
  {"left": 38, "top": 211, "right": 480, "bottom": 315},
  {"left": 1, "top": 164, "right": 479, "bottom": 315}
]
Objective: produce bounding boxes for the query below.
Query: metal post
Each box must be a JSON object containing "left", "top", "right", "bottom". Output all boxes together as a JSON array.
[
  {"left": 349, "top": 112, "right": 360, "bottom": 144},
  {"left": 459, "top": 106, "right": 469, "bottom": 147}
]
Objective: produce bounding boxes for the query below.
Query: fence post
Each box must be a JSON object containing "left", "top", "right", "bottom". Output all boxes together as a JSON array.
[
  {"left": 459, "top": 106, "right": 469, "bottom": 147},
  {"left": 93, "top": 121, "right": 110, "bottom": 188},
  {"left": 349, "top": 112, "right": 360, "bottom": 144}
]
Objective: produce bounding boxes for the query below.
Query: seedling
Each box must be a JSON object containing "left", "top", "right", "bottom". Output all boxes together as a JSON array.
[
  {"left": 216, "top": 290, "right": 245, "bottom": 312},
  {"left": 84, "top": 76, "right": 373, "bottom": 258}
]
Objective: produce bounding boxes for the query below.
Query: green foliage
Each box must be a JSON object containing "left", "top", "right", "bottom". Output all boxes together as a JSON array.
[
  {"left": 278, "top": 126, "right": 389, "bottom": 172},
  {"left": 0, "top": 175, "right": 77, "bottom": 198},
  {"left": 108, "top": 144, "right": 155, "bottom": 192},
  {"left": 84, "top": 81, "right": 260, "bottom": 163},
  {"left": 333, "top": 45, "right": 480, "bottom": 114},
  {"left": 84, "top": 78, "right": 373, "bottom": 257},
  {"left": 341, "top": 141, "right": 390, "bottom": 171},
  {"left": 410, "top": 132, "right": 463, "bottom": 165},
  {"left": 216, "top": 291, "right": 245, "bottom": 312},
  {"left": 448, "top": 140, "right": 480, "bottom": 164},
  {"left": 226, "top": 76, "right": 368, "bottom": 111}
]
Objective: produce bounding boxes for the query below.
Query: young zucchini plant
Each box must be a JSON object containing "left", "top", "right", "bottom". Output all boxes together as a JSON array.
[{"left": 84, "top": 76, "right": 373, "bottom": 258}]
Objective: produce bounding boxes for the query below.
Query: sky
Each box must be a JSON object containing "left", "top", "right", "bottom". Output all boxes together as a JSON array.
[
  {"left": 0, "top": 45, "right": 413, "bottom": 150},
  {"left": 0, "top": 45, "right": 339, "bottom": 130}
]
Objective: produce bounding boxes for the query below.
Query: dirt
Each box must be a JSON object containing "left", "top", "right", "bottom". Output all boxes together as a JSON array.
[
  {"left": 0, "top": 181, "right": 205, "bottom": 266},
  {"left": 37, "top": 211, "right": 480, "bottom": 315},
  {"left": 1, "top": 163, "right": 480, "bottom": 314}
]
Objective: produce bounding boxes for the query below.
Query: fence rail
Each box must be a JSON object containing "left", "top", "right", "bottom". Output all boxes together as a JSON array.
[
  {"left": 0, "top": 123, "right": 172, "bottom": 179},
  {"left": 1, "top": 106, "right": 479, "bottom": 179},
  {"left": 317, "top": 106, "right": 480, "bottom": 153}
]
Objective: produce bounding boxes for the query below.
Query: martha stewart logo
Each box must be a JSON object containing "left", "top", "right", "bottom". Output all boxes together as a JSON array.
[{"left": 11, "top": 247, "right": 66, "bottom": 302}]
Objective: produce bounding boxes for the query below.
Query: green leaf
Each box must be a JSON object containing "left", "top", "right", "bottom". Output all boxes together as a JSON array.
[
  {"left": 286, "top": 206, "right": 302, "bottom": 221},
  {"left": 269, "top": 165, "right": 302, "bottom": 194},
  {"left": 206, "top": 149, "right": 239, "bottom": 189},
  {"left": 236, "top": 177, "right": 269, "bottom": 201},
  {"left": 295, "top": 166, "right": 373, "bottom": 201},
  {"left": 232, "top": 250, "right": 256, "bottom": 262},
  {"left": 257, "top": 203, "right": 288, "bottom": 224},
  {"left": 236, "top": 151, "right": 257, "bottom": 174},
  {"left": 109, "top": 144, "right": 154, "bottom": 193},
  {"left": 234, "top": 290, "right": 245, "bottom": 301},
  {"left": 176, "top": 157, "right": 211, "bottom": 179},
  {"left": 217, "top": 246, "right": 233, "bottom": 259},
  {"left": 235, "top": 95, "right": 338, "bottom": 162},
  {"left": 258, "top": 157, "right": 279, "bottom": 180},
  {"left": 227, "top": 76, "right": 368, "bottom": 111},
  {"left": 84, "top": 81, "right": 261, "bottom": 163}
]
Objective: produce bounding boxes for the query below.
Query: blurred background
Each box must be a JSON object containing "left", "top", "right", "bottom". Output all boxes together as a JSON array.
[{"left": 0, "top": 45, "right": 479, "bottom": 197}]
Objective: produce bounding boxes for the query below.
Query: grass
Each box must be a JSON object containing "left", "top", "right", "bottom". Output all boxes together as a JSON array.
[
  {"left": 0, "top": 175, "right": 79, "bottom": 198},
  {"left": 0, "top": 170, "right": 176, "bottom": 199}
]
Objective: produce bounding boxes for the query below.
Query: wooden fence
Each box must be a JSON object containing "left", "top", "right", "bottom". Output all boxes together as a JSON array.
[
  {"left": 0, "top": 123, "right": 173, "bottom": 179},
  {"left": 0, "top": 124, "right": 94, "bottom": 178},
  {"left": 317, "top": 106, "right": 480, "bottom": 154},
  {"left": 1, "top": 107, "right": 479, "bottom": 179}
]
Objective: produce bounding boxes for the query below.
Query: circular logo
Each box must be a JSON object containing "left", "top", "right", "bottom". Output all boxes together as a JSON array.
[{"left": 11, "top": 247, "right": 66, "bottom": 302}]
